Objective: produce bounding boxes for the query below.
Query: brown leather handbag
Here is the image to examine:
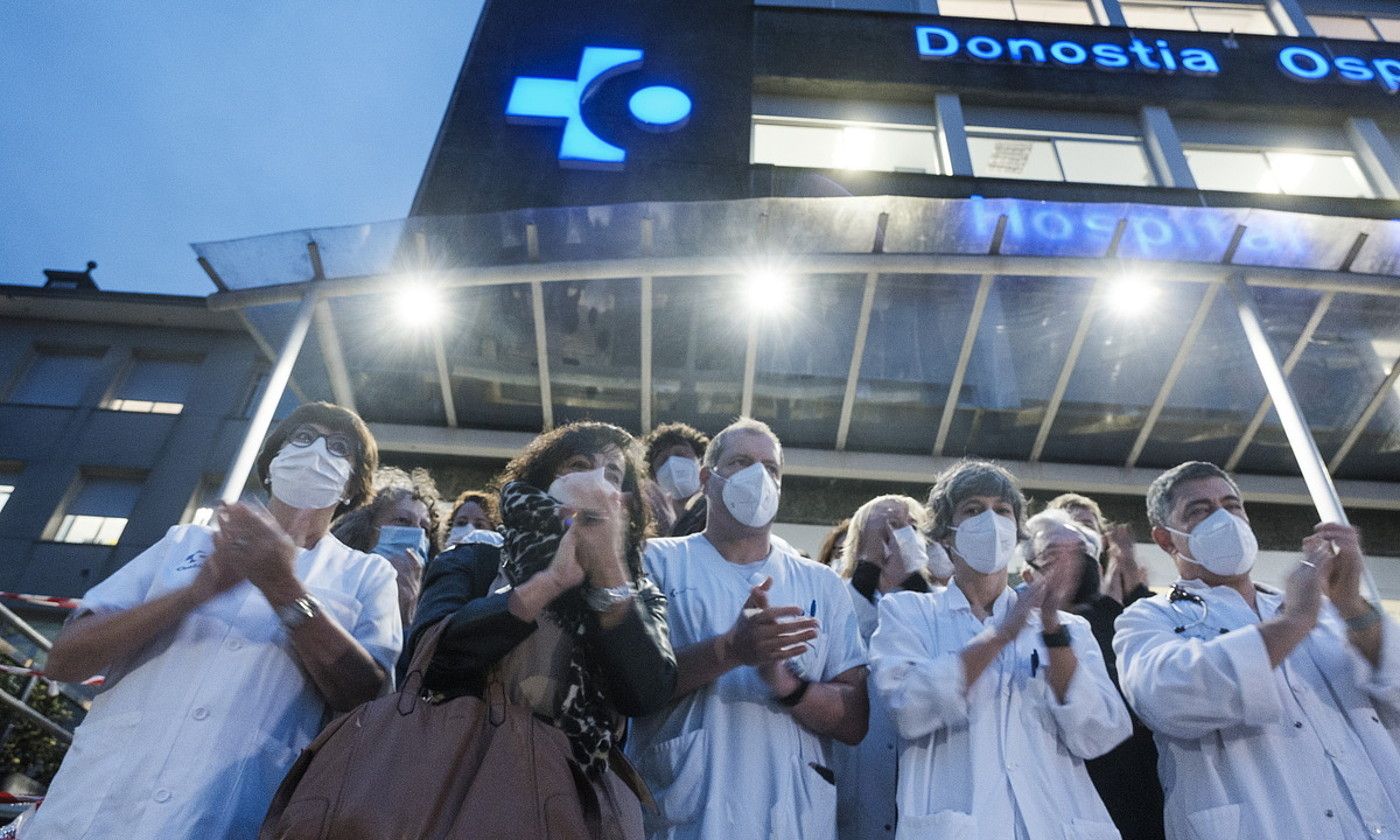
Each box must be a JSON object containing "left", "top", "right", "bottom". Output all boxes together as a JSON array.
[{"left": 259, "top": 621, "right": 599, "bottom": 840}]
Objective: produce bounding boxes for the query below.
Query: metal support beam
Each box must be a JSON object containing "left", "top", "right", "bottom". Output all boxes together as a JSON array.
[
  {"left": 1029, "top": 278, "right": 1102, "bottom": 462},
  {"left": 1225, "top": 291, "right": 1335, "bottom": 471},
  {"left": 529, "top": 280, "right": 554, "bottom": 430},
  {"left": 1125, "top": 281, "right": 1221, "bottom": 468},
  {"left": 233, "top": 310, "right": 308, "bottom": 402},
  {"left": 431, "top": 326, "right": 457, "bottom": 427},
  {"left": 1328, "top": 359, "right": 1400, "bottom": 475},
  {"left": 640, "top": 218, "right": 654, "bottom": 433},
  {"left": 1031, "top": 218, "right": 1126, "bottom": 463},
  {"left": 741, "top": 315, "right": 759, "bottom": 419},
  {"left": 206, "top": 253, "right": 1400, "bottom": 311},
  {"left": 313, "top": 299, "right": 357, "bottom": 413},
  {"left": 1229, "top": 273, "right": 1381, "bottom": 605},
  {"left": 218, "top": 289, "right": 318, "bottom": 503},
  {"left": 936, "top": 274, "right": 994, "bottom": 456},
  {"left": 836, "top": 272, "right": 879, "bottom": 451},
  {"left": 369, "top": 422, "right": 1400, "bottom": 512}
]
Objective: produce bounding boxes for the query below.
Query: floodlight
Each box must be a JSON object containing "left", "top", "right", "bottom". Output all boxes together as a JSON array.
[{"left": 1106, "top": 275, "right": 1158, "bottom": 316}]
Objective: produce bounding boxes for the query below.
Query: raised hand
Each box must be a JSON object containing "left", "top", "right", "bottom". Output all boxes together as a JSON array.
[
  {"left": 214, "top": 500, "right": 298, "bottom": 594},
  {"left": 1309, "top": 523, "right": 1367, "bottom": 615},
  {"left": 726, "top": 577, "right": 820, "bottom": 669}
]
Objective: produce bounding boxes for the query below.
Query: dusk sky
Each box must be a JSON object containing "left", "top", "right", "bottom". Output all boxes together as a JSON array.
[{"left": 1, "top": 2, "right": 483, "bottom": 295}]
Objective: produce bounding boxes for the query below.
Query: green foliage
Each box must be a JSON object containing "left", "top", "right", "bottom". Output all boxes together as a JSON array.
[{"left": 0, "top": 671, "right": 83, "bottom": 788}]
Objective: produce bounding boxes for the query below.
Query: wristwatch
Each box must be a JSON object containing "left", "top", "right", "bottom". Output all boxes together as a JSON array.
[
  {"left": 583, "top": 582, "right": 636, "bottom": 612},
  {"left": 1041, "top": 626, "right": 1072, "bottom": 648},
  {"left": 276, "top": 593, "right": 322, "bottom": 631}
]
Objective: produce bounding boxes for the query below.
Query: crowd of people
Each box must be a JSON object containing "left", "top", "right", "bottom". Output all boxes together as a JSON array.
[{"left": 16, "top": 402, "right": 1399, "bottom": 840}]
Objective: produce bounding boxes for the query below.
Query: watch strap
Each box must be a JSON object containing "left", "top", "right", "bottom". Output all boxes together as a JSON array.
[{"left": 1041, "top": 626, "right": 1072, "bottom": 648}]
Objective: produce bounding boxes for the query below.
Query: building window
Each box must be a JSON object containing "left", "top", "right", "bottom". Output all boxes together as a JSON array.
[
  {"left": 53, "top": 475, "right": 143, "bottom": 546},
  {"left": 1121, "top": 1, "right": 1278, "bottom": 35},
  {"left": 752, "top": 116, "right": 941, "bottom": 174},
  {"left": 105, "top": 354, "right": 199, "bottom": 415},
  {"left": 1308, "top": 14, "right": 1400, "bottom": 42},
  {"left": 7, "top": 347, "right": 105, "bottom": 407},
  {"left": 966, "top": 127, "right": 1157, "bottom": 186},
  {"left": 938, "top": 0, "right": 1097, "bottom": 24},
  {"left": 1185, "top": 147, "right": 1375, "bottom": 197}
]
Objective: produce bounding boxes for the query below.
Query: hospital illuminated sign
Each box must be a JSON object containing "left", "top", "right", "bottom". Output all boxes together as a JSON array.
[
  {"left": 916, "top": 26, "right": 1220, "bottom": 75},
  {"left": 915, "top": 24, "right": 1400, "bottom": 93}
]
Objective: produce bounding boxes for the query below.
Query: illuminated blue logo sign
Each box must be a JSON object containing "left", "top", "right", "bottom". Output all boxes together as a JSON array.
[
  {"left": 506, "top": 46, "right": 692, "bottom": 169},
  {"left": 915, "top": 25, "right": 1220, "bottom": 76},
  {"left": 1277, "top": 45, "right": 1400, "bottom": 93}
]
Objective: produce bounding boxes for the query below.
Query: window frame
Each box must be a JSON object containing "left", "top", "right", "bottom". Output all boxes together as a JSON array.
[
  {"left": 1183, "top": 143, "right": 1377, "bottom": 198},
  {"left": 45, "top": 470, "right": 146, "bottom": 547},
  {"left": 1120, "top": 0, "right": 1280, "bottom": 35},
  {"left": 964, "top": 124, "right": 1159, "bottom": 186},
  {"left": 751, "top": 113, "right": 944, "bottom": 175},
  {"left": 4, "top": 344, "right": 109, "bottom": 408}
]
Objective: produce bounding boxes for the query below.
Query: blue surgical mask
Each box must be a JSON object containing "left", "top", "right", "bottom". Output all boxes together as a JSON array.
[{"left": 373, "top": 525, "right": 429, "bottom": 565}]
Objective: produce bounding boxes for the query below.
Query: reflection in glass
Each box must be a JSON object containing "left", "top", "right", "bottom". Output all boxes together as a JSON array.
[
  {"left": 651, "top": 276, "right": 747, "bottom": 433},
  {"left": 942, "top": 275, "right": 1097, "bottom": 460},
  {"left": 752, "top": 274, "right": 865, "bottom": 447},
  {"left": 545, "top": 278, "right": 641, "bottom": 430},
  {"left": 846, "top": 274, "right": 980, "bottom": 453},
  {"left": 1041, "top": 282, "right": 1208, "bottom": 465},
  {"left": 753, "top": 118, "right": 940, "bottom": 175},
  {"left": 446, "top": 284, "right": 545, "bottom": 431}
]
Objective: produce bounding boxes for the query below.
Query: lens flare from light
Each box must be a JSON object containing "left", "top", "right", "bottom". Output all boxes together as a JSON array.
[
  {"left": 1106, "top": 276, "right": 1159, "bottom": 316},
  {"left": 743, "top": 270, "right": 792, "bottom": 314},
  {"left": 394, "top": 283, "right": 442, "bottom": 327}
]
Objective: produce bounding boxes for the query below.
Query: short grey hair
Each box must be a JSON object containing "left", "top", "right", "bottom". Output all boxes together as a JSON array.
[
  {"left": 926, "top": 458, "right": 1026, "bottom": 542},
  {"left": 1146, "top": 461, "right": 1241, "bottom": 528},
  {"left": 1016, "top": 508, "right": 1102, "bottom": 570},
  {"left": 703, "top": 417, "right": 783, "bottom": 470}
]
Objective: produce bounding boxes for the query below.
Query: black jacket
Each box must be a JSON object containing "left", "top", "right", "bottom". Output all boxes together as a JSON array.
[{"left": 397, "top": 542, "right": 678, "bottom": 719}]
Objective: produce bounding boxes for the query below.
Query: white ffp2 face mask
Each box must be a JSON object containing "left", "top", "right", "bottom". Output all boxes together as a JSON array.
[
  {"left": 890, "top": 525, "right": 930, "bottom": 579},
  {"left": 714, "top": 462, "right": 780, "bottom": 529},
  {"left": 656, "top": 455, "right": 701, "bottom": 500},
  {"left": 926, "top": 539, "right": 955, "bottom": 579},
  {"left": 268, "top": 437, "right": 353, "bottom": 510},
  {"left": 1167, "top": 507, "right": 1257, "bottom": 577},
  {"left": 951, "top": 508, "right": 1019, "bottom": 574}
]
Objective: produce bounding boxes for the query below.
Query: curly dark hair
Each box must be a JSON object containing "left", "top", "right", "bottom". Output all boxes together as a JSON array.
[
  {"left": 331, "top": 467, "right": 442, "bottom": 556},
  {"left": 641, "top": 422, "right": 710, "bottom": 477},
  {"left": 256, "top": 401, "right": 378, "bottom": 517},
  {"left": 449, "top": 489, "right": 499, "bottom": 526},
  {"left": 496, "top": 421, "right": 652, "bottom": 560}
]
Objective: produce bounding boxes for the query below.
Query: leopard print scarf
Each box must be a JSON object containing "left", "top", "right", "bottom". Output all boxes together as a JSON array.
[{"left": 498, "top": 481, "right": 638, "bottom": 777}]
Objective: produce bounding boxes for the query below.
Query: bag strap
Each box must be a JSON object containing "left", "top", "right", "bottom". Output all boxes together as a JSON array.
[{"left": 397, "top": 619, "right": 452, "bottom": 715}]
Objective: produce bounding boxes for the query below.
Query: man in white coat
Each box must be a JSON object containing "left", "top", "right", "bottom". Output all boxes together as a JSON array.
[
  {"left": 627, "top": 418, "right": 869, "bottom": 840},
  {"left": 1115, "top": 460, "right": 1400, "bottom": 840}
]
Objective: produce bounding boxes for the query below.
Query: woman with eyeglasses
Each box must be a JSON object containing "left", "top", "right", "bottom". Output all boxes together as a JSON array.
[
  {"left": 399, "top": 421, "right": 676, "bottom": 839},
  {"left": 31, "top": 402, "right": 402, "bottom": 840}
]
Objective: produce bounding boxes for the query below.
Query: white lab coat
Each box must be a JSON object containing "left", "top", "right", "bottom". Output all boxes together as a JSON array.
[
  {"left": 834, "top": 579, "right": 901, "bottom": 840},
  {"left": 1114, "top": 578, "right": 1400, "bottom": 840},
  {"left": 627, "top": 533, "right": 867, "bottom": 840},
  {"left": 25, "top": 524, "right": 402, "bottom": 840},
  {"left": 870, "top": 582, "right": 1129, "bottom": 840}
]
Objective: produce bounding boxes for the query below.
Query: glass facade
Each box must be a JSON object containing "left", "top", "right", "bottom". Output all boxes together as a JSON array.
[
  {"left": 937, "top": 0, "right": 1097, "bottom": 24},
  {"left": 1186, "top": 147, "right": 1375, "bottom": 198},
  {"left": 1308, "top": 14, "right": 1400, "bottom": 42},
  {"left": 967, "top": 128, "right": 1157, "bottom": 187},
  {"left": 1121, "top": 1, "right": 1278, "bottom": 34},
  {"left": 753, "top": 116, "right": 941, "bottom": 174}
]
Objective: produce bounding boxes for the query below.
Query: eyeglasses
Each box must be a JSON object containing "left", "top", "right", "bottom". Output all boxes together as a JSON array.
[{"left": 286, "top": 424, "right": 357, "bottom": 459}]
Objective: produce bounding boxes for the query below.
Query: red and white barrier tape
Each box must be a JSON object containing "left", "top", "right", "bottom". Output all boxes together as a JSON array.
[
  {"left": 0, "top": 592, "right": 81, "bottom": 610},
  {"left": 0, "top": 663, "right": 103, "bottom": 688},
  {"left": 0, "top": 792, "right": 43, "bottom": 805}
]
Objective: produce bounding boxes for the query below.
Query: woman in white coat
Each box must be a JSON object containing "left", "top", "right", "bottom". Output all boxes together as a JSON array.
[
  {"left": 29, "top": 402, "right": 402, "bottom": 840},
  {"left": 869, "top": 459, "right": 1131, "bottom": 840}
]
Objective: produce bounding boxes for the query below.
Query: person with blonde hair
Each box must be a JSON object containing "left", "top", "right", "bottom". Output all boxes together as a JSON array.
[{"left": 833, "top": 494, "right": 939, "bottom": 840}]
